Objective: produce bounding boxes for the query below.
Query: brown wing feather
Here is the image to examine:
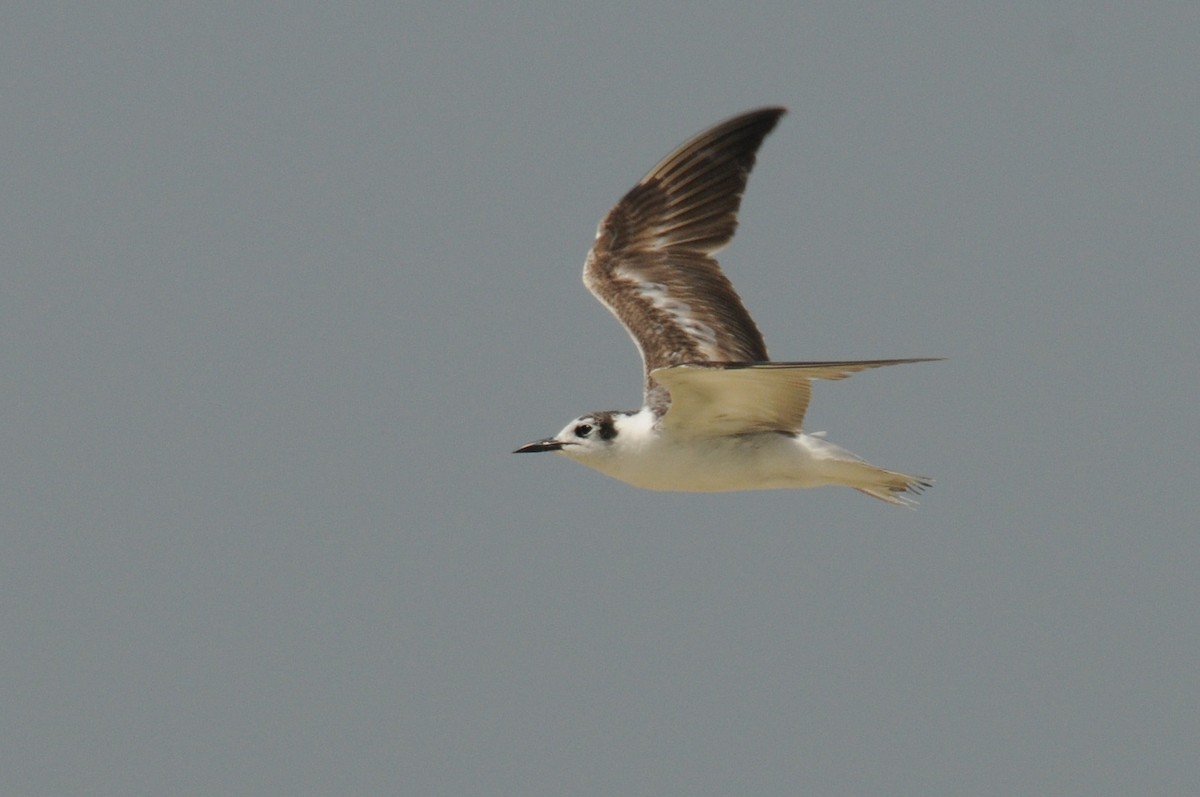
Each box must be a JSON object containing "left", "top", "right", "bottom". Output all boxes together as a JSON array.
[{"left": 584, "top": 108, "right": 786, "bottom": 411}]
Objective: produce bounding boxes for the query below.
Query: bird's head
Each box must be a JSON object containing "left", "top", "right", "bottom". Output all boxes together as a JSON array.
[{"left": 513, "top": 412, "right": 623, "bottom": 461}]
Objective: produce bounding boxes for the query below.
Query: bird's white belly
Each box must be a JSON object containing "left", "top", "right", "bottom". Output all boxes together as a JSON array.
[{"left": 587, "top": 432, "right": 831, "bottom": 492}]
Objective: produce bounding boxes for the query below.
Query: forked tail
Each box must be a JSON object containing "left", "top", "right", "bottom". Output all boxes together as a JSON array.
[
  {"left": 804, "top": 434, "right": 932, "bottom": 507},
  {"left": 852, "top": 466, "right": 932, "bottom": 507}
]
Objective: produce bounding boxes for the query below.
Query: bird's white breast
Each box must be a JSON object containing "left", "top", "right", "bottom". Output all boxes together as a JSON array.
[{"left": 571, "top": 419, "right": 834, "bottom": 493}]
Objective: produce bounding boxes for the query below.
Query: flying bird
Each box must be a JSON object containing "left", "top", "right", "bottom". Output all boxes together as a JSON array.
[{"left": 515, "top": 107, "right": 938, "bottom": 505}]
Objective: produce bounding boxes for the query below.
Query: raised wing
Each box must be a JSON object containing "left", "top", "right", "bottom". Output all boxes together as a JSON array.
[
  {"left": 583, "top": 108, "right": 786, "bottom": 411},
  {"left": 652, "top": 359, "right": 941, "bottom": 438}
]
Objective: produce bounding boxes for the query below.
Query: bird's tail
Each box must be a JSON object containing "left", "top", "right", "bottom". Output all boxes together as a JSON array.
[
  {"left": 850, "top": 466, "right": 932, "bottom": 507},
  {"left": 804, "top": 433, "right": 932, "bottom": 507}
]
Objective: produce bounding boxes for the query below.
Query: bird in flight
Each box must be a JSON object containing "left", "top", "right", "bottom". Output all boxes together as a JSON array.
[{"left": 515, "top": 107, "right": 938, "bottom": 505}]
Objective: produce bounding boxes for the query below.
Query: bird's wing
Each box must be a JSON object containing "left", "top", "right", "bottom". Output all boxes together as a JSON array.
[
  {"left": 583, "top": 108, "right": 786, "bottom": 413},
  {"left": 652, "top": 359, "right": 941, "bottom": 438}
]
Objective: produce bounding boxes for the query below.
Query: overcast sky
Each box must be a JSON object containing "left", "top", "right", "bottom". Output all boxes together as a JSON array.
[{"left": 3, "top": 4, "right": 1198, "bottom": 795}]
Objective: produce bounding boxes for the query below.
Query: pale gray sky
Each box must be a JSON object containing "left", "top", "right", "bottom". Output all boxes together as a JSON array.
[{"left": 3, "top": 4, "right": 1198, "bottom": 795}]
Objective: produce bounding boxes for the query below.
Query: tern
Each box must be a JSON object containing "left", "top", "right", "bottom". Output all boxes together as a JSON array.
[{"left": 515, "top": 107, "right": 939, "bottom": 505}]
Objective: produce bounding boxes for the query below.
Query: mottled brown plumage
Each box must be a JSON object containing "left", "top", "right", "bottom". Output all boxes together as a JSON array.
[{"left": 584, "top": 108, "right": 785, "bottom": 413}]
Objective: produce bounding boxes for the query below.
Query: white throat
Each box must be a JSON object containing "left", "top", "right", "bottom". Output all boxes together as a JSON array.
[{"left": 608, "top": 407, "right": 659, "bottom": 448}]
